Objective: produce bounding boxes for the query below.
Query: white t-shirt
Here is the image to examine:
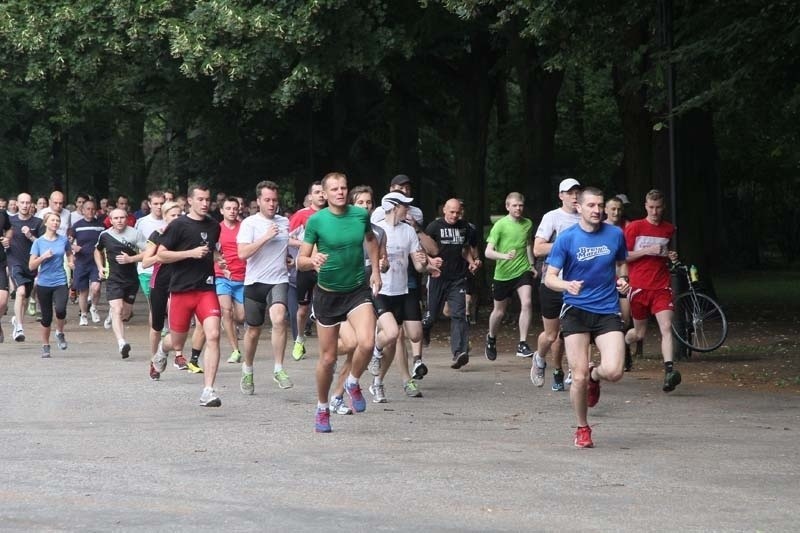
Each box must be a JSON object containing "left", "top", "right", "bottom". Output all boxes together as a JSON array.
[
  {"left": 36, "top": 207, "right": 71, "bottom": 236},
  {"left": 70, "top": 210, "right": 84, "bottom": 226},
  {"left": 134, "top": 214, "right": 165, "bottom": 274},
  {"left": 237, "top": 213, "right": 290, "bottom": 285},
  {"left": 535, "top": 207, "right": 580, "bottom": 282},
  {"left": 376, "top": 219, "right": 420, "bottom": 296},
  {"left": 535, "top": 208, "right": 580, "bottom": 256}
]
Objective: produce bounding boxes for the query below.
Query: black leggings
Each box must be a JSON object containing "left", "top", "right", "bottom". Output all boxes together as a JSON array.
[
  {"left": 37, "top": 285, "right": 68, "bottom": 328},
  {"left": 150, "top": 286, "right": 169, "bottom": 332}
]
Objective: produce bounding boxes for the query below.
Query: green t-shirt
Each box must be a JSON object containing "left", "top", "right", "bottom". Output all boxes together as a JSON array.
[
  {"left": 486, "top": 215, "right": 533, "bottom": 281},
  {"left": 304, "top": 205, "right": 371, "bottom": 292}
]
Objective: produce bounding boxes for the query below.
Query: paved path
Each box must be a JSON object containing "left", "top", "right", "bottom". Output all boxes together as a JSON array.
[{"left": 2, "top": 302, "right": 798, "bottom": 531}]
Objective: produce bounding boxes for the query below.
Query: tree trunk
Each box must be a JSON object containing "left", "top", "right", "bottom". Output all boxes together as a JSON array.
[
  {"left": 50, "top": 126, "right": 65, "bottom": 192},
  {"left": 513, "top": 41, "right": 564, "bottom": 217},
  {"left": 452, "top": 34, "right": 498, "bottom": 227},
  {"left": 612, "top": 20, "right": 655, "bottom": 220},
  {"left": 674, "top": 108, "right": 724, "bottom": 274}
]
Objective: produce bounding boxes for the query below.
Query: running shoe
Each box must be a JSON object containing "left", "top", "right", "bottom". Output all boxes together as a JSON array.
[
  {"left": 587, "top": 368, "right": 600, "bottom": 407},
  {"left": 344, "top": 381, "right": 367, "bottom": 413},
  {"left": 149, "top": 362, "right": 161, "bottom": 381},
  {"left": 485, "top": 335, "right": 497, "bottom": 361},
  {"left": 369, "top": 382, "right": 387, "bottom": 403},
  {"left": 516, "top": 341, "right": 534, "bottom": 358},
  {"left": 90, "top": 305, "right": 101, "bottom": 323},
  {"left": 200, "top": 387, "right": 221, "bottom": 407},
  {"left": 173, "top": 354, "right": 188, "bottom": 370},
  {"left": 304, "top": 322, "right": 313, "bottom": 337},
  {"left": 152, "top": 348, "right": 168, "bottom": 373},
  {"left": 329, "top": 396, "right": 353, "bottom": 415},
  {"left": 531, "top": 352, "right": 546, "bottom": 387},
  {"left": 450, "top": 351, "right": 469, "bottom": 369},
  {"left": 12, "top": 316, "right": 25, "bottom": 342},
  {"left": 412, "top": 359, "right": 428, "bottom": 380},
  {"left": 41, "top": 344, "right": 51, "bottom": 358},
  {"left": 119, "top": 342, "right": 131, "bottom": 359},
  {"left": 240, "top": 371, "right": 255, "bottom": 395},
  {"left": 104, "top": 315, "right": 112, "bottom": 329},
  {"left": 565, "top": 370, "right": 573, "bottom": 386},
  {"left": 574, "top": 425, "right": 594, "bottom": 448},
  {"left": 292, "top": 340, "right": 306, "bottom": 361},
  {"left": 551, "top": 369, "right": 565, "bottom": 391},
  {"left": 55, "top": 331, "right": 68, "bottom": 350},
  {"left": 227, "top": 349, "right": 242, "bottom": 364},
  {"left": 273, "top": 369, "right": 294, "bottom": 389},
  {"left": 187, "top": 359, "right": 204, "bottom": 374},
  {"left": 27, "top": 299, "right": 37, "bottom": 316},
  {"left": 79, "top": 313, "right": 89, "bottom": 326},
  {"left": 315, "top": 407, "right": 332, "bottom": 433},
  {"left": 368, "top": 352, "right": 382, "bottom": 376},
  {"left": 663, "top": 369, "right": 682, "bottom": 392},
  {"left": 404, "top": 379, "right": 422, "bottom": 398}
]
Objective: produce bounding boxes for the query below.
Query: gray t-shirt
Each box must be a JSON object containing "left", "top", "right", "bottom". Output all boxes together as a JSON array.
[{"left": 237, "top": 213, "right": 290, "bottom": 285}]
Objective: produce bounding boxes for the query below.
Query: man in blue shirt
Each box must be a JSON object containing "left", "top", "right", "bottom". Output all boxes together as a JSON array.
[{"left": 545, "top": 186, "right": 629, "bottom": 449}]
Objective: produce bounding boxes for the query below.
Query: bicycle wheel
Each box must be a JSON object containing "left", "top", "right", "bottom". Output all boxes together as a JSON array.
[{"left": 672, "top": 292, "right": 728, "bottom": 352}]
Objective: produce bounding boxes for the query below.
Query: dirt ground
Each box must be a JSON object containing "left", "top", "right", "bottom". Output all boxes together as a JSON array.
[{"left": 451, "top": 308, "right": 800, "bottom": 396}]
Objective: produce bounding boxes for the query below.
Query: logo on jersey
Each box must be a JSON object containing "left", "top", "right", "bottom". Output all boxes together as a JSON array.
[
  {"left": 205, "top": 275, "right": 214, "bottom": 285},
  {"left": 576, "top": 245, "right": 611, "bottom": 262},
  {"left": 200, "top": 231, "right": 208, "bottom": 245}
]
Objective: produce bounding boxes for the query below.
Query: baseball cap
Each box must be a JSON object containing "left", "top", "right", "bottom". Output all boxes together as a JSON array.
[
  {"left": 390, "top": 174, "right": 412, "bottom": 187},
  {"left": 559, "top": 178, "right": 581, "bottom": 192},
  {"left": 615, "top": 193, "right": 631, "bottom": 205},
  {"left": 381, "top": 191, "right": 414, "bottom": 211}
]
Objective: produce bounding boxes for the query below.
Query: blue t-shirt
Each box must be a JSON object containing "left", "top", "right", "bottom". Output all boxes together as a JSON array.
[
  {"left": 30, "top": 235, "right": 70, "bottom": 287},
  {"left": 547, "top": 223, "right": 627, "bottom": 314}
]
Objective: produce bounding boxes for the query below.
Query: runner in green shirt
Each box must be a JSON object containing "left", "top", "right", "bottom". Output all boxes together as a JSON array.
[
  {"left": 483, "top": 192, "right": 537, "bottom": 361},
  {"left": 297, "top": 172, "right": 382, "bottom": 433}
]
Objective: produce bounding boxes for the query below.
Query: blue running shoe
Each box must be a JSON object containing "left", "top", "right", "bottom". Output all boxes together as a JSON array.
[
  {"left": 315, "top": 407, "right": 332, "bottom": 433},
  {"left": 344, "top": 381, "right": 367, "bottom": 413}
]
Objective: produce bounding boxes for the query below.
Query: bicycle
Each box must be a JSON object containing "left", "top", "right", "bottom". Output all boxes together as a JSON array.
[{"left": 670, "top": 262, "right": 728, "bottom": 353}]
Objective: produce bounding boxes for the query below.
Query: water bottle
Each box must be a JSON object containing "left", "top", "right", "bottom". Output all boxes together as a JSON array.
[{"left": 689, "top": 265, "right": 699, "bottom": 283}]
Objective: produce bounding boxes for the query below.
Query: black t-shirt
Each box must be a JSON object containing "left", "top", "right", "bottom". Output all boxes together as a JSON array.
[
  {"left": 96, "top": 227, "right": 144, "bottom": 285},
  {"left": 148, "top": 229, "right": 172, "bottom": 290},
  {"left": 159, "top": 215, "right": 220, "bottom": 293},
  {"left": 0, "top": 211, "right": 11, "bottom": 263},
  {"left": 425, "top": 217, "right": 471, "bottom": 279},
  {"left": 8, "top": 215, "right": 44, "bottom": 268}
]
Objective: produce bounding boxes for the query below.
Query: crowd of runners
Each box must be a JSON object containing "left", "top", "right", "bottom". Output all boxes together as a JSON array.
[{"left": 0, "top": 175, "right": 682, "bottom": 447}]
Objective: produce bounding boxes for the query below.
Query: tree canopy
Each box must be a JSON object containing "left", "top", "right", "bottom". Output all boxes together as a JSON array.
[{"left": 1, "top": 0, "right": 797, "bottom": 268}]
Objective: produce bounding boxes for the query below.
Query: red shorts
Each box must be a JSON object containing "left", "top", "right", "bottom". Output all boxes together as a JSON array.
[
  {"left": 629, "top": 287, "right": 673, "bottom": 321},
  {"left": 169, "top": 290, "right": 221, "bottom": 333}
]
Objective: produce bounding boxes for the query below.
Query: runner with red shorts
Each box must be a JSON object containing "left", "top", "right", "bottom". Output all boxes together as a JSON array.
[
  {"left": 623, "top": 189, "right": 682, "bottom": 393},
  {"left": 156, "top": 184, "right": 223, "bottom": 407}
]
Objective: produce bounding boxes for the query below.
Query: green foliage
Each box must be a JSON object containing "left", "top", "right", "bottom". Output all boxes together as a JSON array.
[{"left": 0, "top": 0, "right": 797, "bottom": 269}]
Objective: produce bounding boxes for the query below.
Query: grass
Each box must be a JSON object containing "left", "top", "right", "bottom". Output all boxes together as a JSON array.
[{"left": 714, "top": 270, "right": 800, "bottom": 314}]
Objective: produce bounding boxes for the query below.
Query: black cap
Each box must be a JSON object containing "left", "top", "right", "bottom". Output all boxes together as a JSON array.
[{"left": 390, "top": 174, "right": 412, "bottom": 187}]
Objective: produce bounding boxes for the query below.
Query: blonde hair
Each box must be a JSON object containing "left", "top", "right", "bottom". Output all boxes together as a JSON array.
[{"left": 162, "top": 201, "right": 181, "bottom": 215}]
